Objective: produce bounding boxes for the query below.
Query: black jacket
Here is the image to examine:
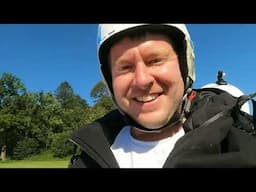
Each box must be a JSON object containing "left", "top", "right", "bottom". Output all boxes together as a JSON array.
[{"left": 68, "top": 89, "right": 256, "bottom": 168}]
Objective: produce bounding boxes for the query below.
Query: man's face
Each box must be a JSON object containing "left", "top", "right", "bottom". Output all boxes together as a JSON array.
[{"left": 110, "top": 33, "right": 184, "bottom": 129}]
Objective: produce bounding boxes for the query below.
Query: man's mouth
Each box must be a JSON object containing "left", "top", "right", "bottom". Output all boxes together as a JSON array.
[{"left": 134, "top": 93, "right": 160, "bottom": 103}]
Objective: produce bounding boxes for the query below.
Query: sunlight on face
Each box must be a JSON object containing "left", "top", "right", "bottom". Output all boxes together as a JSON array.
[{"left": 110, "top": 33, "right": 184, "bottom": 129}]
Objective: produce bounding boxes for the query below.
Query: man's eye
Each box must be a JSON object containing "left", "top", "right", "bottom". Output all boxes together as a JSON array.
[
  {"left": 148, "top": 58, "right": 161, "bottom": 65},
  {"left": 118, "top": 64, "right": 132, "bottom": 72}
]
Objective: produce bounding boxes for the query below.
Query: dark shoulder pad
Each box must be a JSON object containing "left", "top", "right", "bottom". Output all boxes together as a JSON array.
[{"left": 184, "top": 88, "right": 237, "bottom": 132}]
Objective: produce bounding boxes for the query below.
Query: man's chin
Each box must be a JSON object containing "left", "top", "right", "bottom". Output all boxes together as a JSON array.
[{"left": 136, "top": 119, "right": 168, "bottom": 130}]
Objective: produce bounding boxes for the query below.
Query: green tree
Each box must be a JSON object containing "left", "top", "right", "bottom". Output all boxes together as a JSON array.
[
  {"left": 50, "top": 131, "right": 74, "bottom": 158},
  {"left": 55, "top": 81, "right": 89, "bottom": 109},
  {"left": 30, "top": 92, "right": 64, "bottom": 150},
  {"left": 0, "top": 73, "right": 27, "bottom": 157},
  {"left": 0, "top": 74, "right": 94, "bottom": 159},
  {"left": 91, "top": 81, "right": 115, "bottom": 110},
  {"left": 90, "top": 81, "right": 110, "bottom": 102},
  {"left": 55, "top": 81, "right": 75, "bottom": 109},
  {"left": 0, "top": 72, "right": 26, "bottom": 109},
  {"left": 88, "top": 81, "right": 115, "bottom": 121}
]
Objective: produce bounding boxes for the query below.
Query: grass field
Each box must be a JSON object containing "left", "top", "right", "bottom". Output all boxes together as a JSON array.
[
  {"left": 0, "top": 160, "right": 69, "bottom": 168},
  {"left": 0, "top": 151, "right": 71, "bottom": 168}
]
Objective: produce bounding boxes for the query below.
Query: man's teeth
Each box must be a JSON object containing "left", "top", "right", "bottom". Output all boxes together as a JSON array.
[{"left": 136, "top": 94, "right": 159, "bottom": 102}]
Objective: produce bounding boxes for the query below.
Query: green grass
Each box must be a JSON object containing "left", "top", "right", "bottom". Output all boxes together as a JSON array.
[
  {"left": 0, "top": 160, "right": 69, "bottom": 168},
  {"left": 0, "top": 151, "right": 71, "bottom": 168}
]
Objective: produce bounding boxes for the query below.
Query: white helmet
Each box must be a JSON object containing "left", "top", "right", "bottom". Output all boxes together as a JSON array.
[
  {"left": 202, "top": 83, "right": 250, "bottom": 114},
  {"left": 97, "top": 24, "right": 195, "bottom": 95},
  {"left": 97, "top": 24, "right": 196, "bottom": 131}
]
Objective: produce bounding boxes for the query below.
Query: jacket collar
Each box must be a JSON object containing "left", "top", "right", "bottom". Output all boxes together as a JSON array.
[{"left": 70, "top": 110, "right": 126, "bottom": 168}]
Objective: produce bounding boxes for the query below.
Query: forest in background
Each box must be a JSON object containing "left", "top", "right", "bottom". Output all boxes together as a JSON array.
[{"left": 0, "top": 72, "right": 115, "bottom": 160}]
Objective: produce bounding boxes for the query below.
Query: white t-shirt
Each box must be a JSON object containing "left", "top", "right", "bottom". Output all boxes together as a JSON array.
[{"left": 111, "top": 126, "right": 185, "bottom": 168}]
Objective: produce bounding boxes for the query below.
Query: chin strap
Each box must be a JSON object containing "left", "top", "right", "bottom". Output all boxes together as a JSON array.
[
  {"left": 181, "top": 88, "right": 197, "bottom": 121},
  {"left": 123, "top": 88, "right": 196, "bottom": 133}
]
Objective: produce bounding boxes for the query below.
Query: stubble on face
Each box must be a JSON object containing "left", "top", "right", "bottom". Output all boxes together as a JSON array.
[{"left": 110, "top": 33, "right": 184, "bottom": 130}]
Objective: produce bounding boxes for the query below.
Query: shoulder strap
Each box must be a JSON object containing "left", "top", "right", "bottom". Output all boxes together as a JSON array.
[
  {"left": 232, "top": 92, "right": 256, "bottom": 136},
  {"left": 183, "top": 88, "right": 237, "bottom": 132}
]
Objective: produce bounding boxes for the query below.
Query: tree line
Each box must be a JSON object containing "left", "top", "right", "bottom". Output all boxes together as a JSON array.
[{"left": 0, "top": 72, "right": 115, "bottom": 160}]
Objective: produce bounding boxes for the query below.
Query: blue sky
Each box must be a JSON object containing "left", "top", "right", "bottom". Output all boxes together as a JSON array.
[{"left": 0, "top": 24, "right": 256, "bottom": 106}]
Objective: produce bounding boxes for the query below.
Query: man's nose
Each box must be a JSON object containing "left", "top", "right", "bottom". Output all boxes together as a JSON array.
[{"left": 132, "top": 62, "right": 154, "bottom": 90}]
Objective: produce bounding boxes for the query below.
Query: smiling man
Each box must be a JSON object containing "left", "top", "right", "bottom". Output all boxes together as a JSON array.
[{"left": 68, "top": 24, "right": 256, "bottom": 168}]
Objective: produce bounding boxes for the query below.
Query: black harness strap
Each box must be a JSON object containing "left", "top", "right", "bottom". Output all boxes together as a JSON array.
[{"left": 233, "top": 92, "right": 256, "bottom": 135}]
